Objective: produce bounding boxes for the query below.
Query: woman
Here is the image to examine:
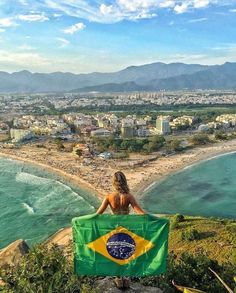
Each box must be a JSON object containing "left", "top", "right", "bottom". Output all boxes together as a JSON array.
[
  {"left": 96, "top": 171, "right": 145, "bottom": 215},
  {"left": 96, "top": 171, "right": 145, "bottom": 289}
]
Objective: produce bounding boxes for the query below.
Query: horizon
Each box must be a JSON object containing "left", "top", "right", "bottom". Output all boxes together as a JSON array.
[
  {"left": 0, "top": 1, "right": 236, "bottom": 73},
  {"left": 0, "top": 60, "right": 235, "bottom": 75}
]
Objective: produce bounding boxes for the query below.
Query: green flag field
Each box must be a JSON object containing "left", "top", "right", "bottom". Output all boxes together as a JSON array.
[{"left": 72, "top": 214, "right": 169, "bottom": 277}]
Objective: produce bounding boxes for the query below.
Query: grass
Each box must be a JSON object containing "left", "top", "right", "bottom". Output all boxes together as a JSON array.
[{"left": 168, "top": 215, "right": 236, "bottom": 265}]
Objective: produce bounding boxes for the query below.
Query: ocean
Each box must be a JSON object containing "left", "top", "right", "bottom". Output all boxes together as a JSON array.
[
  {"left": 0, "top": 157, "right": 98, "bottom": 249},
  {"left": 141, "top": 152, "right": 236, "bottom": 219},
  {"left": 1, "top": 152, "right": 236, "bottom": 250}
]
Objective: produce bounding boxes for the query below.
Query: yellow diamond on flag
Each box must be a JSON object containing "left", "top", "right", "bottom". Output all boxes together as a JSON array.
[{"left": 87, "top": 226, "right": 154, "bottom": 265}]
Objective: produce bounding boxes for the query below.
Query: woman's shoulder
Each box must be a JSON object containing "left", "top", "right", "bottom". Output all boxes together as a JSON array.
[{"left": 106, "top": 192, "right": 117, "bottom": 198}]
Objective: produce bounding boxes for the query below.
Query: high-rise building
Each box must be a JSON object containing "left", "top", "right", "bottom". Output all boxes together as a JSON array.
[
  {"left": 121, "top": 118, "right": 135, "bottom": 138},
  {"left": 156, "top": 116, "right": 170, "bottom": 135},
  {"left": 121, "top": 126, "right": 135, "bottom": 138}
]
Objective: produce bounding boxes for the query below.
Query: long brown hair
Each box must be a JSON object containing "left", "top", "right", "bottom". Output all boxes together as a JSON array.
[{"left": 112, "top": 171, "right": 130, "bottom": 194}]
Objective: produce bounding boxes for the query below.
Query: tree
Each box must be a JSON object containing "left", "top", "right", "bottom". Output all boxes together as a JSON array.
[
  {"left": 146, "top": 135, "right": 165, "bottom": 151},
  {"left": 54, "top": 137, "right": 65, "bottom": 151},
  {"left": 168, "top": 139, "right": 183, "bottom": 152},
  {"left": 214, "top": 131, "right": 228, "bottom": 141},
  {"left": 190, "top": 133, "right": 210, "bottom": 145}
]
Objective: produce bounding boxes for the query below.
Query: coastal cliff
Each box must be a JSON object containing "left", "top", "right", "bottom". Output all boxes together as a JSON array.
[{"left": 0, "top": 215, "right": 235, "bottom": 292}]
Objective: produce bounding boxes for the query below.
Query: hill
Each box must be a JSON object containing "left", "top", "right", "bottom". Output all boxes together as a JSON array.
[
  {"left": 0, "top": 215, "right": 235, "bottom": 292},
  {"left": 1, "top": 62, "right": 236, "bottom": 93}
]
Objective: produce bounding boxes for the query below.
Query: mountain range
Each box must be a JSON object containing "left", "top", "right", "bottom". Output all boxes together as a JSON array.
[{"left": 0, "top": 62, "right": 236, "bottom": 93}]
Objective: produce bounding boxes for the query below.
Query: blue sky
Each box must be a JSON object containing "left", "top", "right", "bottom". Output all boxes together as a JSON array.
[{"left": 0, "top": 0, "right": 236, "bottom": 73}]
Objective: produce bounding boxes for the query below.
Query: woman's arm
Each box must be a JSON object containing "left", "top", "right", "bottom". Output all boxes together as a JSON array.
[
  {"left": 96, "top": 197, "right": 109, "bottom": 214},
  {"left": 130, "top": 195, "right": 145, "bottom": 214}
]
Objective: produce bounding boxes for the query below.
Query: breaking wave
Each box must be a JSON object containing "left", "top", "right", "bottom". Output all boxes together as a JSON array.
[{"left": 0, "top": 157, "right": 96, "bottom": 249}]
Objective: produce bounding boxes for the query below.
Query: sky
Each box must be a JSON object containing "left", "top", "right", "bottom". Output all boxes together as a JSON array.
[{"left": 0, "top": 0, "right": 236, "bottom": 73}]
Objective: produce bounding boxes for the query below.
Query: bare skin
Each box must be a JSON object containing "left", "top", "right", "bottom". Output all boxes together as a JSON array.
[{"left": 96, "top": 192, "right": 145, "bottom": 215}]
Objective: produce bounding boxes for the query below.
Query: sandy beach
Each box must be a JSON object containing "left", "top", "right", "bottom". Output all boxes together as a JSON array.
[{"left": 1, "top": 139, "right": 236, "bottom": 202}]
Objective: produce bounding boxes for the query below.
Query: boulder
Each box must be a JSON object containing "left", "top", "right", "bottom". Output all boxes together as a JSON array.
[
  {"left": 44, "top": 227, "right": 72, "bottom": 258},
  {"left": 95, "top": 277, "right": 163, "bottom": 293},
  {"left": 0, "top": 239, "right": 29, "bottom": 266}
]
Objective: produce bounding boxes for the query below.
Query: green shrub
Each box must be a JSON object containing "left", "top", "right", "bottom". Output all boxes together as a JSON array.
[
  {"left": 167, "top": 139, "right": 183, "bottom": 152},
  {"left": 214, "top": 131, "right": 228, "bottom": 141},
  {"left": 181, "top": 228, "right": 201, "bottom": 241},
  {"left": 174, "top": 214, "right": 185, "bottom": 223},
  {"left": 170, "top": 221, "right": 178, "bottom": 230},
  {"left": 190, "top": 133, "right": 210, "bottom": 145},
  {"left": 226, "top": 223, "right": 236, "bottom": 233},
  {"left": 139, "top": 253, "right": 236, "bottom": 293},
  {"left": 171, "top": 214, "right": 185, "bottom": 230},
  {"left": 1, "top": 244, "right": 235, "bottom": 293},
  {"left": 0, "top": 245, "right": 95, "bottom": 293}
]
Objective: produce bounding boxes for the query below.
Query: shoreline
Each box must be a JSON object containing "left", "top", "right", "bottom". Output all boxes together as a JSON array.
[
  {"left": 137, "top": 150, "right": 236, "bottom": 196},
  {"left": 0, "top": 151, "right": 103, "bottom": 200},
  {"left": 0, "top": 139, "right": 236, "bottom": 203},
  {"left": 132, "top": 140, "right": 236, "bottom": 197}
]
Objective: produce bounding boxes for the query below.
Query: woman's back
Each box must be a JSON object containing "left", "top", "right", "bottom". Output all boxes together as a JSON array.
[
  {"left": 97, "top": 191, "right": 144, "bottom": 215},
  {"left": 107, "top": 192, "right": 131, "bottom": 214}
]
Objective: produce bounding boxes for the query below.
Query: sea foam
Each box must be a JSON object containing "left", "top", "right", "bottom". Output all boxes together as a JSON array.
[
  {"left": 22, "top": 202, "right": 35, "bottom": 214},
  {"left": 16, "top": 172, "right": 51, "bottom": 185}
]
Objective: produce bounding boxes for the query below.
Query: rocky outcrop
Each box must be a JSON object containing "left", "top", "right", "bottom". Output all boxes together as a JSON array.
[
  {"left": 95, "top": 277, "right": 163, "bottom": 293},
  {"left": 0, "top": 235, "right": 163, "bottom": 292},
  {"left": 44, "top": 227, "right": 72, "bottom": 258},
  {"left": 0, "top": 239, "right": 29, "bottom": 266}
]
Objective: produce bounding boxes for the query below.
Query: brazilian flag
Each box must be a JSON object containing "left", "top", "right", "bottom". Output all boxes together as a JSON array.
[{"left": 72, "top": 214, "right": 169, "bottom": 277}]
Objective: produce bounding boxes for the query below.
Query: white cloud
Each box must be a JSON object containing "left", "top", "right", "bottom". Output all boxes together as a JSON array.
[
  {"left": 18, "top": 13, "right": 49, "bottom": 22},
  {"left": 18, "top": 44, "right": 36, "bottom": 51},
  {"left": 0, "top": 50, "right": 50, "bottom": 70},
  {"left": 56, "top": 37, "right": 70, "bottom": 47},
  {"left": 160, "top": 1, "right": 175, "bottom": 8},
  {"left": 1, "top": 0, "right": 234, "bottom": 25},
  {"left": 210, "top": 43, "right": 236, "bottom": 52},
  {"left": 229, "top": 8, "right": 236, "bottom": 12},
  {"left": 18, "top": 0, "right": 28, "bottom": 5},
  {"left": 63, "top": 22, "right": 86, "bottom": 34},
  {"left": 174, "top": 3, "right": 189, "bottom": 14},
  {"left": 100, "top": 3, "right": 114, "bottom": 15},
  {"left": 0, "top": 28, "right": 6, "bottom": 33},
  {"left": 193, "top": 0, "right": 209, "bottom": 8},
  {"left": 42, "top": 0, "right": 220, "bottom": 23},
  {"left": 117, "top": 0, "right": 157, "bottom": 12},
  {"left": 188, "top": 17, "right": 208, "bottom": 23},
  {"left": 0, "top": 17, "right": 17, "bottom": 27}
]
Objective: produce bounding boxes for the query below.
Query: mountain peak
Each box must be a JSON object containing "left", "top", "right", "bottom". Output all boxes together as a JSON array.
[
  {"left": 12, "top": 70, "right": 32, "bottom": 75},
  {"left": 0, "top": 61, "right": 235, "bottom": 93}
]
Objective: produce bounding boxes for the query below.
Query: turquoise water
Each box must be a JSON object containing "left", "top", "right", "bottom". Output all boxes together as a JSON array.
[
  {"left": 142, "top": 152, "right": 236, "bottom": 219},
  {"left": 1, "top": 153, "right": 235, "bottom": 250},
  {"left": 0, "top": 157, "right": 98, "bottom": 249}
]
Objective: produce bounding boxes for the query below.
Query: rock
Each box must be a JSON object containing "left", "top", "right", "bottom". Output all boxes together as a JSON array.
[
  {"left": 0, "top": 278, "right": 5, "bottom": 287},
  {"left": 45, "top": 227, "right": 72, "bottom": 247},
  {"left": 44, "top": 227, "right": 72, "bottom": 258},
  {"left": 95, "top": 277, "right": 163, "bottom": 293},
  {"left": 0, "top": 239, "right": 29, "bottom": 266}
]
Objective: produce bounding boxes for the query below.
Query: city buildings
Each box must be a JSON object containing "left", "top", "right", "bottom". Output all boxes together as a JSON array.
[{"left": 156, "top": 116, "right": 171, "bottom": 135}]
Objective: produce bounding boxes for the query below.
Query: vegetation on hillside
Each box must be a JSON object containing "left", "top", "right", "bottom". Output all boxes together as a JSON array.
[
  {"left": 0, "top": 245, "right": 96, "bottom": 293},
  {"left": 92, "top": 135, "right": 165, "bottom": 154},
  {"left": 0, "top": 216, "right": 235, "bottom": 293}
]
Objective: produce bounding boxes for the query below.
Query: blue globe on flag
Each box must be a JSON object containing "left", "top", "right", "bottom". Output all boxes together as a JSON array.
[{"left": 106, "top": 233, "right": 136, "bottom": 260}]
